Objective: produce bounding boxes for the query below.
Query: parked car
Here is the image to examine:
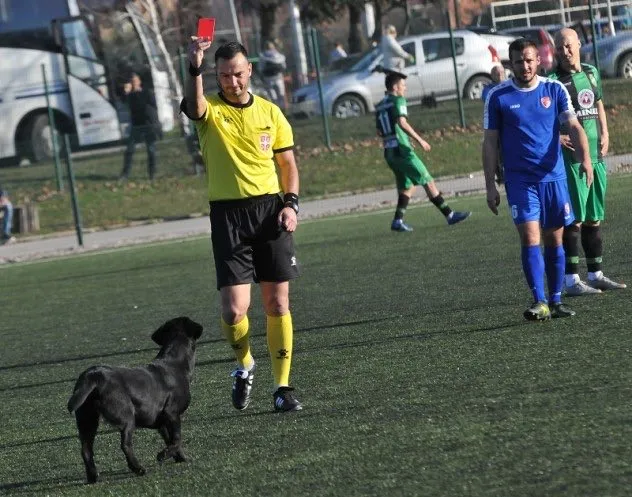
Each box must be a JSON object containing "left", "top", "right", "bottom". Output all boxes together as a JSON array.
[
  {"left": 500, "top": 26, "right": 557, "bottom": 72},
  {"left": 581, "top": 32, "right": 632, "bottom": 79},
  {"left": 291, "top": 30, "right": 497, "bottom": 119}
]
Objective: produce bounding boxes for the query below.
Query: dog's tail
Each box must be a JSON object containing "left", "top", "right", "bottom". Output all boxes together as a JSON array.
[{"left": 67, "top": 370, "right": 99, "bottom": 414}]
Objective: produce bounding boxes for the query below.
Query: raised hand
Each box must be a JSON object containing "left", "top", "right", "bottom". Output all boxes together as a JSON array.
[{"left": 188, "top": 36, "right": 212, "bottom": 69}]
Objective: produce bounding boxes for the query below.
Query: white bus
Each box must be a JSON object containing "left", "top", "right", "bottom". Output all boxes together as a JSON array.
[{"left": 0, "top": 0, "right": 175, "bottom": 164}]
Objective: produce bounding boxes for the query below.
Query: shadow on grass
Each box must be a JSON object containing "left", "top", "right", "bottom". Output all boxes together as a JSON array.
[
  {"left": 297, "top": 320, "right": 524, "bottom": 355},
  {"left": 0, "top": 469, "right": 131, "bottom": 494},
  {"left": 3, "top": 256, "right": 210, "bottom": 291},
  {"left": 0, "top": 336, "right": 225, "bottom": 372},
  {"left": 0, "top": 428, "right": 119, "bottom": 451},
  {"left": 2, "top": 304, "right": 520, "bottom": 374},
  {"left": 0, "top": 377, "right": 76, "bottom": 392}
]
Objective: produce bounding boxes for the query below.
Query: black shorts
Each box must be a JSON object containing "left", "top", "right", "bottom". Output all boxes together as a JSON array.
[{"left": 209, "top": 194, "right": 299, "bottom": 289}]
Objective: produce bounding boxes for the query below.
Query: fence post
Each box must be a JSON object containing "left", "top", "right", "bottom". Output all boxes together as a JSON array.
[
  {"left": 308, "top": 27, "right": 332, "bottom": 150},
  {"left": 63, "top": 134, "right": 83, "bottom": 247},
  {"left": 446, "top": 8, "right": 466, "bottom": 128},
  {"left": 41, "top": 64, "right": 63, "bottom": 192}
]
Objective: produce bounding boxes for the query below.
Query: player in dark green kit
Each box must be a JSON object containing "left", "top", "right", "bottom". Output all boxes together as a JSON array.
[
  {"left": 550, "top": 28, "right": 626, "bottom": 295},
  {"left": 375, "top": 72, "right": 470, "bottom": 232}
]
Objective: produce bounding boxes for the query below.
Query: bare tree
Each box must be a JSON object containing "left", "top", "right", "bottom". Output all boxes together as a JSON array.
[
  {"left": 243, "top": 0, "right": 283, "bottom": 46},
  {"left": 132, "top": 1, "right": 183, "bottom": 103}
]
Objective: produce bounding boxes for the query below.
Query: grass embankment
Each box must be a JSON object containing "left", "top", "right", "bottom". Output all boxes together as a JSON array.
[{"left": 1, "top": 79, "right": 630, "bottom": 234}]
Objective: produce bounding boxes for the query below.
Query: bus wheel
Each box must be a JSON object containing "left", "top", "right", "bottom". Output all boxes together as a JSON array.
[{"left": 26, "top": 114, "right": 66, "bottom": 163}]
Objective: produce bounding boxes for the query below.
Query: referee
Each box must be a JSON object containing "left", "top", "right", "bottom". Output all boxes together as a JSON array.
[{"left": 183, "top": 39, "right": 302, "bottom": 412}]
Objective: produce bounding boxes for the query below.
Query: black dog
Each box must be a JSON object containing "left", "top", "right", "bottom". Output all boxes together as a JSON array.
[{"left": 67, "top": 316, "right": 203, "bottom": 484}]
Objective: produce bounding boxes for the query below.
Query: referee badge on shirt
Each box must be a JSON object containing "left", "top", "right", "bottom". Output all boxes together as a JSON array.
[
  {"left": 540, "top": 96, "right": 551, "bottom": 109},
  {"left": 260, "top": 133, "right": 271, "bottom": 151}
]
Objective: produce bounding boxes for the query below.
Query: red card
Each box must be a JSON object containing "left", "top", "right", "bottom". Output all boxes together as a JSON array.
[{"left": 197, "top": 18, "right": 215, "bottom": 41}]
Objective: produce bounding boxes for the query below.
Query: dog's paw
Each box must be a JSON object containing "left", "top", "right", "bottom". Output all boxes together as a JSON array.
[
  {"left": 157, "top": 449, "right": 168, "bottom": 463},
  {"left": 157, "top": 446, "right": 187, "bottom": 463}
]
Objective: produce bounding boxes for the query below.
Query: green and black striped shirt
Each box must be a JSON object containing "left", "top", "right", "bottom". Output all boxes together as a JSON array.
[{"left": 549, "top": 63, "right": 604, "bottom": 162}]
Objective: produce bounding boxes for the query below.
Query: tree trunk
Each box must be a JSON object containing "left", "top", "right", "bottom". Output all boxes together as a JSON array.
[
  {"left": 348, "top": 3, "right": 365, "bottom": 54},
  {"left": 372, "top": 1, "right": 383, "bottom": 44},
  {"left": 260, "top": 3, "right": 279, "bottom": 46}
]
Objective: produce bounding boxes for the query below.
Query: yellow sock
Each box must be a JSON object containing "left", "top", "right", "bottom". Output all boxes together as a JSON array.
[
  {"left": 221, "top": 316, "right": 254, "bottom": 370},
  {"left": 267, "top": 313, "right": 293, "bottom": 388}
]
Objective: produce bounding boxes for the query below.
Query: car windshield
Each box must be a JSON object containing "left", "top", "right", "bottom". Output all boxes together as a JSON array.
[{"left": 345, "top": 47, "right": 380, "bottom": 73}]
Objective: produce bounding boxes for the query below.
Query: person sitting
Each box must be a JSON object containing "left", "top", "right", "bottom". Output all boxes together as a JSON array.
[
  {"left": 329, "top": 41, "right": 348, "bottom": 66},
  {"left": 0, "top": 189, "right": 16, "bottom": 244}
]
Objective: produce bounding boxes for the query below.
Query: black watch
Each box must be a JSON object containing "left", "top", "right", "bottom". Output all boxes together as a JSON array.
[{"left": 283, "top": 193, "right": 299, "bottom": 215}]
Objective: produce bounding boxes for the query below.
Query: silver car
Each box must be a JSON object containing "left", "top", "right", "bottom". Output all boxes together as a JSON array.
[
  {"left": 291, "top": 30, "right": 498, "bottom": 118},
  {"left": 581, "top": 32, "right": 632, "bottom": 79}
]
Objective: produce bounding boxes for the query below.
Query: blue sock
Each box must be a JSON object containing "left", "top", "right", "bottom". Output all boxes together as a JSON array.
[
  {"left": 521, "top": 245, "right": 546, "bottom": 303},
  {"left": 544, "top": 245, "right": 565, "bottom": 305}
]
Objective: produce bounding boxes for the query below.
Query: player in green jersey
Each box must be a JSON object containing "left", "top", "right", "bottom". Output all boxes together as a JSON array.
[
  {"left": 375, "top": 72, "right": 470, "bottom": 232},
  {"left": 550, "top": 28, "right": 626, "bottom": 295}
]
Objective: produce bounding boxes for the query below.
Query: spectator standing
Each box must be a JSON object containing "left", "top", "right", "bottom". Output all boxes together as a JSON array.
[
  {"left": 119, "top": 73, "right": 160, "bottom": 182},
  {"left": 380, "top": 25, "right": 414, "bottom": 74},
  {"left": 183, "top": 39, "right": 302, "bottom": 412},
  {"left": 329, "top": 41, "right": 348, "bottom": 65},
  {"left": 259, "top": 41, "right": 287, "bottom": 112},
  {"left": 0, "top": 189, "right": 16, "bottom": 244},
  {"left": 483, "top": 38, "right": 593, "bottom": 321},
  {"left": 375, "top": 72, "right": 470, "bottom": 232},
  {"left": 481, "top": 64, "right": 506, "bottom": 102},
  {"left": 549, "top": 28, "right": 626, "bottom": 294}
]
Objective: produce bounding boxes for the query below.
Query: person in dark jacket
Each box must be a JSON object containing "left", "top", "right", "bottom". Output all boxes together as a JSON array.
[{"left": 119, "top": 74, "right": 160, "bottom": 181}]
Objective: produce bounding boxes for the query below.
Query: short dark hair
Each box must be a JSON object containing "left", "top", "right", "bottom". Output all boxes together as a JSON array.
[
  {"left": 508, "top": 38, "right": 538, "bottom": 59},
  {"left": 385, "top": 71, "right": 407, "bottom": 91},
  {"left": 214, "top": 42, "right": 249, "bottom": 64}
]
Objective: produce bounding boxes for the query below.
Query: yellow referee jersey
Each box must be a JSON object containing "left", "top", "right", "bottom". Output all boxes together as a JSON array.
[{"left": 194, "top": 92, "right": 294, "bottom": 201}]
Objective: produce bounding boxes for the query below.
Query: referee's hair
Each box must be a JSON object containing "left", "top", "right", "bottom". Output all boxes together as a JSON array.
[
  {"left": 385, "top": 71, "right": 407, "bottom": 91},
  {"left": 508, "top": 38, "right": 538, "bottom": 59},
  {"left": 215, "top": 41, "right": 249, "bottom": 64}
]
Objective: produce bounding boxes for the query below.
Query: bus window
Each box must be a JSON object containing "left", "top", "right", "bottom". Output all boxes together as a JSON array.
[
  {"left": 57, "top": 18, "right": 108, "bottom": 98},
  {"left": 60, "top": 18, "right": 97, "bottom": 60},
  {"left": 0, "top": 0, "right": 68, "bottom": 51}
]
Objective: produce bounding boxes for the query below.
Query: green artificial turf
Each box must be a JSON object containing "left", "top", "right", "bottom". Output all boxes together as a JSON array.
[{"left": 1, "top": 176, "right": 631, "bottom": 496}]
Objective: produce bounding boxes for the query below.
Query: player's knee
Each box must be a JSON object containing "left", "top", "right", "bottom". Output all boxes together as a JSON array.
[
  {"left": 221, "top": 306, "right": 249, "bottom": 325},
  {"left": 263, "top": 295, "right": 289, "bottom": 316}
]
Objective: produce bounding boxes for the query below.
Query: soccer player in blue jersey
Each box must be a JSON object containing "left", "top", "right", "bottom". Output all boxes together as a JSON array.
[{"left": 482, "top": 38, "right": 594, "bottom": 321}]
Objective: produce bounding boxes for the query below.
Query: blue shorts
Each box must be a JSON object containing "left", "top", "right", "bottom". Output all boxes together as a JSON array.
[{"left": 505, "top": 179, "right": 574, "bottom": 228}]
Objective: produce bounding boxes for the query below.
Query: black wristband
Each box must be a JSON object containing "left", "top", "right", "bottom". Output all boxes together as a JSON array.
[
  {"left": 283, "top": 193, "right": 299, "bottom": 214},
  {"left": 189, "top": 63, "right": 202, "bottom": 77}
]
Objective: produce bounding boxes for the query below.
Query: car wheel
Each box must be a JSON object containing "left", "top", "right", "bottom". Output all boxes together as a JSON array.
[
  {"left": 464, "top": 75, "right": 492, "bottom": 100},
  {"left": 617, "top": 52, "right": 632, "bottom": 79},
  {"left": 333, "top": 95, "right": 366, "bottom": 119},
  {"left": 26, "top": 114, "right": 66, "bottom": 162}
]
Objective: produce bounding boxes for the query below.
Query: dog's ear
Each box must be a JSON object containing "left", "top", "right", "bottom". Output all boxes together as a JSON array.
[
  {"left": 183, "top": 317, "right": 203, "bottom": 340},
  {"left": 152, "top": 317, "right": 203, "bottom": 345},
  {"left": 151, "top": 321, "right": 176, "bottom": 346}
]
